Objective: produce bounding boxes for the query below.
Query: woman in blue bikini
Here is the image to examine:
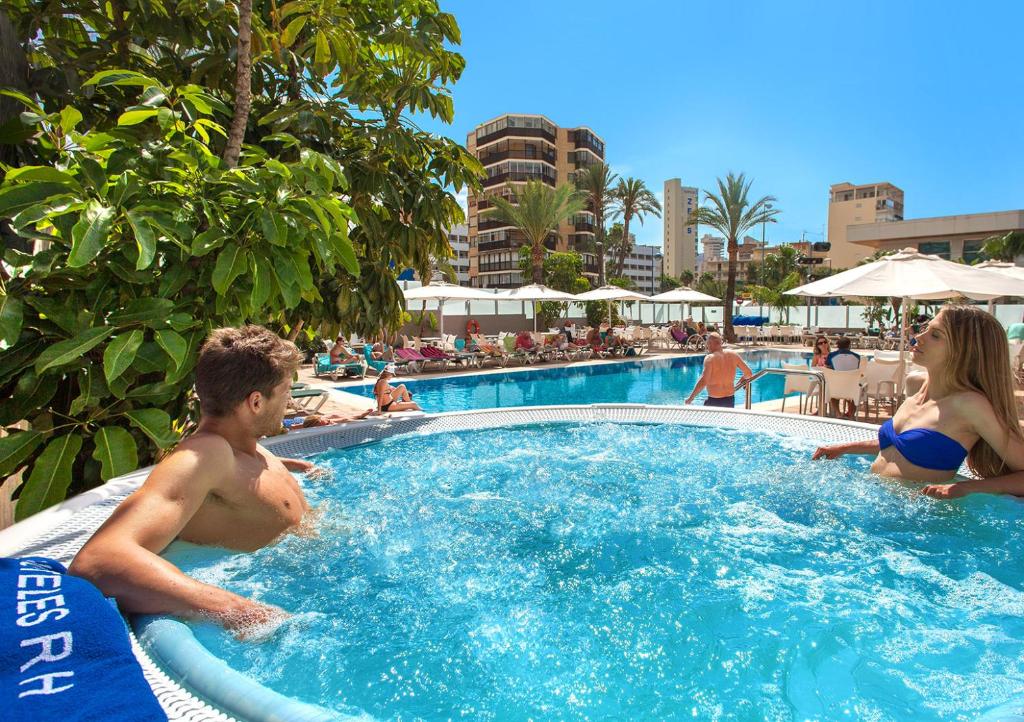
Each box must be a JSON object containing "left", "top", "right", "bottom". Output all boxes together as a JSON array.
[{"left": 812, "top": 305, "right": 1024, "bottom": 495}]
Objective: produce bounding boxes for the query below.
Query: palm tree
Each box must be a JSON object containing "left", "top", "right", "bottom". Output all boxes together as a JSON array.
[
  {"left": 689, "top": 173, "right": 779, "bottom": 341},
  {"left": 223, "top": 0, "right": 253, "bottom": 168},
  {"left": 611, "top": 177, "right": 662, "bottom": 276},
  {"left": 982, "top": 230, "right": 1024, "bottom": 262},
  {"left": 575, "top": 162, "right": 618, "bottom": 286},
  {"left": 484, "top": 181, "right": 585, "bottom": 284},
  {"left": 679, "top": 269, "right": 695, "bottom": 287}
]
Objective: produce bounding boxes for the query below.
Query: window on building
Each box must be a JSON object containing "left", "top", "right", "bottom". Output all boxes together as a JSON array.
[
  {"left": 919, "top": 241, "right": 951, "bottom": 260},
  {"left": 962, "top": 240, "right": 985, "bottom": 264}
]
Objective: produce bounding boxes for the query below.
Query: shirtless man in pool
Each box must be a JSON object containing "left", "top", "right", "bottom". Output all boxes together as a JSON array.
[
  {"left": 70, "top": 326, "right": 316, "bottom": 629},
  {"left": 684, "top": 332, "right": 753, "bottom": 408}
]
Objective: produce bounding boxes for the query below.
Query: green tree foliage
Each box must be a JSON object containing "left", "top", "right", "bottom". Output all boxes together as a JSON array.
[
  {"left": 516, "top": 247, "right": 590, "bottom": 328},
  {"left": 574, "top": 162, "right": 618, "bottom": 287},
  {"left": 679, "top": 270, "right": 695, "bottom": 287},
  {"left": 485, "top": 180, "right": 584, "bottom": 285},
  {"left": 658, "top": 274, "right": 682, "bottom": 292},
  {"left": 982, "top": 230, "right": 1024, "bottom": 262},
  {"left": 688, "top": 173, "right": 779, "bottom": 341},
  {"left": 610, "top": 177, "right": 661, "bottom": 276},
  {"left": 0, "top": 0, "right": 479, "bottom": 518}
]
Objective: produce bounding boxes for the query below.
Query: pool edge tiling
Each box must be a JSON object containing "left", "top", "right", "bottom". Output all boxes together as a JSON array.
[{"left": 1, "top": 406, "right": 1021, "bottom": 721}]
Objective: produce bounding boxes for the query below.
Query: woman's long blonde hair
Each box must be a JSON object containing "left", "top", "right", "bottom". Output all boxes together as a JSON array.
[{"left": 933, "top": 305, "right": 1023, "bottom": 477}]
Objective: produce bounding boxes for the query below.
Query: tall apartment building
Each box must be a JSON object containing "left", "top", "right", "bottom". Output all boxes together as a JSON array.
[
  {"left": 699, "top": 236, "right": 764, "bottom": 282},
  {"left": 662, "top": 179, "right": 699, "bottom": 278},
  {"left": 466, "top": 114, "right": 605, "bottom": 288},
  {"left": 700, "top": 233, "right": 725, "bottom": 264},
  {"left": 613, "top": 238, "right": 663, "bottom": 295},
  {"left": 827, "top": 181, "right": 904, "bottom": 268}
]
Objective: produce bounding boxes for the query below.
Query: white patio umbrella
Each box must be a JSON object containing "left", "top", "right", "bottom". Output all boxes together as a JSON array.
[
  {"left": 574, "top": 285, "right": 651, "bottom": 325},
  {"left": 401, "top": 282, "right": 497, "bottom": 337},
  {"left": 494, "top": 284, "right": 578, "bottom": 331},
  {"left": 973, "top": 261, "right": 1024, "bottom": 313},
  {"left": 648, "top": 287, "right": 721, "bottom": 324},
  {"left": 785, "top": 247, "right": 1024, "bottom": 393}
]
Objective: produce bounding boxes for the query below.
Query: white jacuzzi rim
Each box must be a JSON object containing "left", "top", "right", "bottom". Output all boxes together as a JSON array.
[{"left": 1, "top": 404, "right": 1015, "bottom": 722}]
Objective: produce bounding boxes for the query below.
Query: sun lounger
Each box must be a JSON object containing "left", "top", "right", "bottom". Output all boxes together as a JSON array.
[
  {"left": 394, "top": 346, "right": 434, "bottom": 372},
  {"left": 313, "top": 352, "right": 366, "bottom": 381},
  {"left": 290, "top": 387, "right": 328, "bottom": 412}
]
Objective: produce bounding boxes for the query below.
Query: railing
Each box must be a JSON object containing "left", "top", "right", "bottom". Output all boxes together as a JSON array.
[{"left": 735, "top": 367, "right": 826, "bottom": 416}]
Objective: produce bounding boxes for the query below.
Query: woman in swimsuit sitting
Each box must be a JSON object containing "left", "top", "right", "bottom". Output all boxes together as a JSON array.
[
  {"left": 373, "top": 364, "right": 421, "bottom": 413},
  {"left": 812, "top": 305, "right": 1024, "bottom": 493}
]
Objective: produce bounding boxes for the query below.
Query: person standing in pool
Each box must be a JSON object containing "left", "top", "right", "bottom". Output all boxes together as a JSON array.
[
  {"left": 684, "top": 332, "right": 753, "bottom": 408},
  {"left": 70, "top": 326, "right": 321, "bottom": 630},
  {"left": 811, "top": 305, "right": 1024, "bottom": 488}
]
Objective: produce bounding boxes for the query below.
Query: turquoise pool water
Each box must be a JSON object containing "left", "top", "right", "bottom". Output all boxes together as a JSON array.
[
  {"left": 341, "top": 350, "right": 809, "bottom": 412},
  {"left": 165, "top": 422, "right": 1024, "bottom": 720}
]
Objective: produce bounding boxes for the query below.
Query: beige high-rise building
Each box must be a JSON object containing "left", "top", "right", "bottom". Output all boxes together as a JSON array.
[
  {"left": 465, "top": 114, "right": 605, "bottom": 288},
  {"left": 827, "top": 181, "right": 904, "bottom": 268},
  {"left": 663, "top": 179, "right": 699, "bottom": 277}
]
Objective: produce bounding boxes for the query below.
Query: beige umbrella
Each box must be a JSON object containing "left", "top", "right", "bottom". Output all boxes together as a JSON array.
[
  {"left": 494, "top": 284, "right": 578, "bottom": 331},
  {"left": 786, "top": 247, "right": 1024, "bottom": 394},
  {"left": 649, "top": 287, "right": 721, "bottom": 325},
  {"left": 574, "top": 285, "right": 650, "bottom": 325},
  {"left": 402, "top": 282, "right": 497, "bottom": 337}
]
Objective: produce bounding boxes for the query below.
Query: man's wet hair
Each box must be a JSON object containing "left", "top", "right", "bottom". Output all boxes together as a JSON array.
[{"left": 195, "top": 326, "right": 301, "bottom": 417}]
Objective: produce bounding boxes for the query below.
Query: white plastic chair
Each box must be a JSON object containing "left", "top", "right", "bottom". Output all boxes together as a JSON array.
[
  {"left": 821, "top": 367, "right": 864, "bottom": 420},
  {"left": 781, "top": 362, "right": 821, "bottom": 415},
  {"left": 860, "top": 360, "right": 900, "bottom": 419}
]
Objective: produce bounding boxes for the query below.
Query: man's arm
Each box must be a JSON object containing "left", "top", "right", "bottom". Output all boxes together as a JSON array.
[
  {"left": 69, "top": 438, "right": 278, "bottom": 627},
  {"left": 280, "top": 457, "right": 315, "bottom": 472},
  {"left": 685, "top": 358, "right": 710, "bottom": 404},
  {"left": 732, "top": 352, "right": 753, "bottom": 382}
]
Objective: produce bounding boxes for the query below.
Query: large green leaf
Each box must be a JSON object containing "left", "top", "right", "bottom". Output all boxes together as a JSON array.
[
  {"left": 4, "top": 166, "right": 80, "bottom": 187},
  {"left": 16, "top": 433, "right": 83, "bottom": 521},
  {"left": 84, "top": 69, "right": 162, "bottom": 88},
  {"left": 117, "top": 109, "right": 160, "bottom": 126},
  {"left": 69, "top": 365, "right": 109, "bottom": 416},
  {"left": 0, "top": 370, "right": 57, "bottom": 426},
  {"left": 0, "top": 182, "right": 71, "bottom": 218},
  {"left": 92, "top": 426, "right": 139, "bottom": 481},
  {"left": 0, "top": 292, "right": 23, "bottom": 345},
  {"left": 107, "top": 298, "right": 175, "bottom": 327},
  {"left": 68, "top": 201, "right": 116, "bottom": 267},
  {"left": 250, "top": 258, "right": 273, "bottom": 308},
  {"left": 36, "top": 327, "right": 114, "bottom": 373},
  {"left": 154, "top": 329, "right": 187, "bottom": 369},
  {"left": 212, "top": 243, "right": 247, "bottom": 294},
  {"left": 103, "top": 329, "right": 144, "bottom": 383},
  {"left": 126, "top": 211, "right": 156, "bottom": 269},
  {"left": 0, "top": 430, "right": 42, "bottom": 477},
  {"left": 124, "top": 408, "right": 177, "bottom": 448}
]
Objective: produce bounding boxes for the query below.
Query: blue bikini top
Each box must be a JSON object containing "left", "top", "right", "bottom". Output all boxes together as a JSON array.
[{"left": 878, "top": 419, "right": 968, "bottom": 471}]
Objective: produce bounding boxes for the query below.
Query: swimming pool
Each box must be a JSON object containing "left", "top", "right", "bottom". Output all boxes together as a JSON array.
[
  {"left": 141, "top": 411, "right": 1024, "bottom": 721},
  {"left": 341, "top": 350, "right": 809, "bottom": 412}
]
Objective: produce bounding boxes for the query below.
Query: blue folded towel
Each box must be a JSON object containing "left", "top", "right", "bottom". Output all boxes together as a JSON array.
[{"left": 0, "top": 556, "right": 166, "bottom": 721}]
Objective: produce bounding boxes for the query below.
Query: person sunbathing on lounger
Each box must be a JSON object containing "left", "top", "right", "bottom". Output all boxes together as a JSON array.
[
  {"left": 71, "top": 326, "right": 325, "bottom": 630},
  {"left": 328, "top": 336, "right": 360, "bottom": 366},
  {"left": 373, "top": 364, "right": 421, "bottom": 413}
]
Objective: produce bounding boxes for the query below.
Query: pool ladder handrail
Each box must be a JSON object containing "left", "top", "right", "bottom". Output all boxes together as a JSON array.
[{"left": 735, "top": 367, "right": 827, "bottom": 416}]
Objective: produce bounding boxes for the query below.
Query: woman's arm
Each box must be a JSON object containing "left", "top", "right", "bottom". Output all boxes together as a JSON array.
[
  {"left": 922, "top": 471, "right": 1024, "bottom": 499},
  {"left": 811, "top": 439, "right": 880, "bottom": 460},
  {"left": 962, "top": 394, "right": 1024, "bottom": 471}
]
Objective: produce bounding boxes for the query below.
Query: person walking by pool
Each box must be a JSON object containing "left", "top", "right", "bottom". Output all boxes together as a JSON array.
[
  {"left": 684, "top": 332, "right": 753, "bottom": 408},
  {"left": 812, "top": 305, "right": 1024, "bottom": 486},
  {"left": 70, "top": 325, "right": 321, "bottom": 630},
  {"left": 374, "top": 364, "right": 420, "bottom": 413},
  {"left": 811, "top": 336, "right": 830, "bottom": 368}
]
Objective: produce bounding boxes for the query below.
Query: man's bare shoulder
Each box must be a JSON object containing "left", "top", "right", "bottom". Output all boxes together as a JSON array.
[{"left": 146, "top": 433, "right": 236, "bottom": 491}]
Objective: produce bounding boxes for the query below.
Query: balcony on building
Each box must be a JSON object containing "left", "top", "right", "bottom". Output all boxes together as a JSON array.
[
  {"left": 479, "top": 140, "right": 557, "bottom": 167},
  {"left": 572, "top": 128, "right": 605, "bottom": 158},
  {"left": 477, "top": 217, "right": 515, "bottom": 233},
  {"left": 482, "top": 161, "right": 558, "bottom": 189},
  {"left": 475, "top": 115, "right": 557, "bottom": 147}
]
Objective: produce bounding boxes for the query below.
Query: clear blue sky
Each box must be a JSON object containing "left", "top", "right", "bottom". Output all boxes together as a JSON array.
[{"left": 413, "top": 0, "right": 1024, "bottom": 250}]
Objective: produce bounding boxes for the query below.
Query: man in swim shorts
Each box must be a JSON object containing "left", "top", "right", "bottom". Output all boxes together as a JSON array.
[
  {"left": 684, "top": 332, "right": 753, "bottom": 408},
  {"left": 71, "top": 326, "right": 320, "bottom": 630}
]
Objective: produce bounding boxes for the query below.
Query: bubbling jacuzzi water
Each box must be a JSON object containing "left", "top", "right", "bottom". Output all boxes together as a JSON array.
[{"left": 164, "top": 423, "right": 1024, "bottom": 721}]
